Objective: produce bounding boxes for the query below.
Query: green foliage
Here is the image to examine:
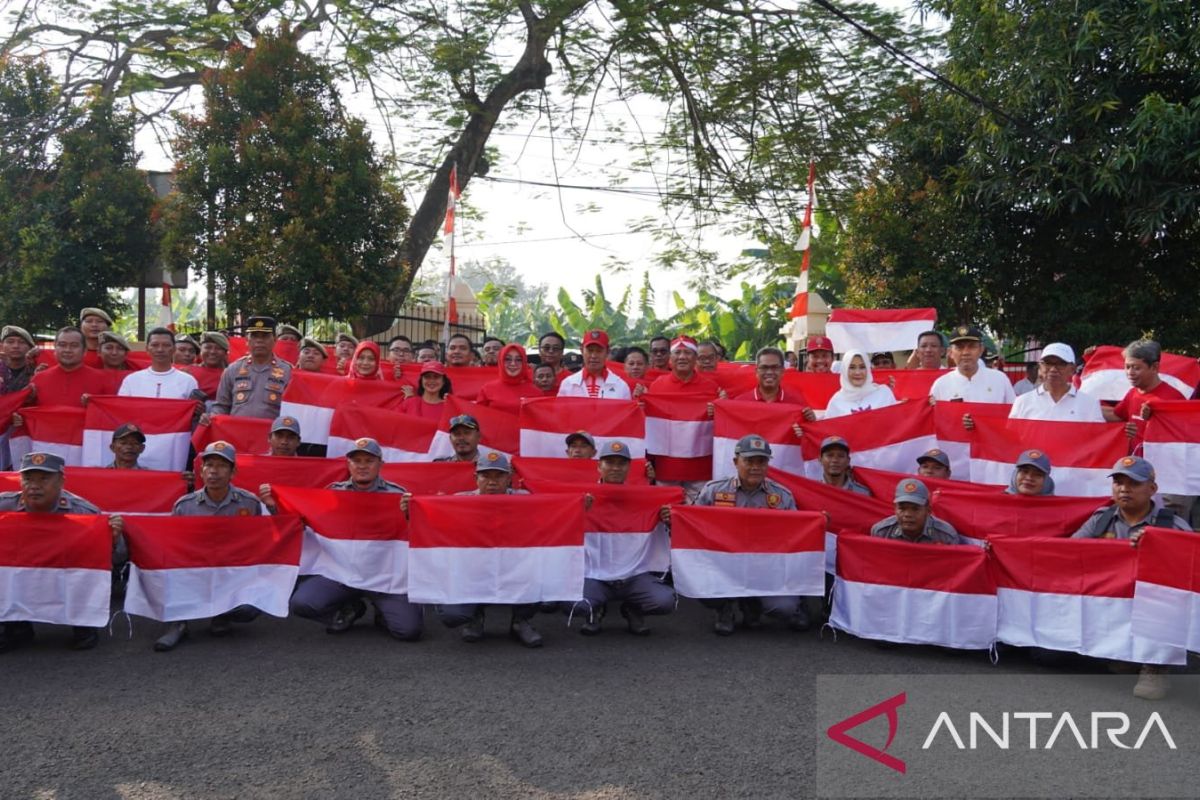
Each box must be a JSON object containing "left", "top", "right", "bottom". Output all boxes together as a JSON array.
[
  {"left": 0, "top": 58, "right": 158, "bottom": 333},
  {"left": 666, "top": 281, "right": 793, "bottom": 360},
  {"left": 160, "top": 32, "right": 408, "bottom": 322}
]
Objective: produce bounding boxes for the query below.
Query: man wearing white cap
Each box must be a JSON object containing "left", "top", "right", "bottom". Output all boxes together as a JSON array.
[{"left": 1009, "top": 343, "right": 1104, "bottom": 422}]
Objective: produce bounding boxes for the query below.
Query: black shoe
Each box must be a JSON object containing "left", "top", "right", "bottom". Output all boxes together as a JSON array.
[
  {"left": 70, "top": 627, "right": 99, "bottom": 651},
  {"left": 620, "top": 603, "right": 650, "bottom": 636},
  {"left": 579, "top": 603, "right": 605, "bottom": 636},
  {"left": 460, "top": 609, "right": 485, "bottom": 643},
  {"left": 326, "top": 598, "right": 367, "bottom": 634},
  {"left": 209, "top": 615, "right": 233, "bottom": 637},
  {"left": 0, "top": 622, "right": 35, "bottom": 653},
  {"left": 510, "top": 618, "right": 544, "bottom": 648},
  {"left": 714, "top": 602, "right": 736, "bottom": 636},
  {"left": 154, "top": 622, "right": 189, "bottom": 652},
  {"left": 739, "top": 598, "right": 763, "bottom": 630},
  {"left": 790, "top": 603, "right": 812, "bottom": 632}
]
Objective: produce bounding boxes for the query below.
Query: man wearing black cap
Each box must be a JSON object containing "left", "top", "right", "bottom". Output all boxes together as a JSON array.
[
  {"left": 107, "top": 423, "right": 147, "bottom": 469},
  {"left": 433, "top": 414, "right": 483, "bottom": 463},
  {"left": 929, "top": 325, "right": 1015, "bottom": 403},
  {"left": 916, "top": 448, "right": 952, "bottom": 480},
  {"left": 818, "top": 437, "right": 872, "bottom": 496},
  {"left": 208, "top": 315, "right": 292, "bottom": 420}
]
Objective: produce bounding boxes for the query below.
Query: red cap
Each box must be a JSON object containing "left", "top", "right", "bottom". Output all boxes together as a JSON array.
[
  {"left": 670, "top": 335, "right": 699, "bottom": 353},
  {"left": 806, "top": 335, "right": 833, "bottom": 353},
  {"left": 419, "top": 361, "right": 447, "bottom": 376},
  {"left": 583, "top": 330, "right": 610, "bottom": 349}
]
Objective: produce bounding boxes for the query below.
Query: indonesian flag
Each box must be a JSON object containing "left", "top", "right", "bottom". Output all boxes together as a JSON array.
[
  {"left": 669, "top": 506, "right": 826, "bottom": 599},
  {"left": 782, "top": 372, "right": 841, "bottom": 411},
  {"left": 279, "top": 371, "right": 408, "bottom": 446},
  {"left": 157, "top": 268, "right": 175, "bottom": 332},
  {"left": 788, "top": 161, "right": 818, "bottom": 319},
  {"left": 852, "top": 465, "right": 991, "bottom": 499},
  {"left": 121, "top": 514, "right": 304, "bottom": 622},
  {"left": 512, "top": 456, "right": 650, "bottom": 486},
  {"left": 220, "top": 455, "right": 346, "bottom": 494},
  {"left": 0, "top": 513, "right": 113, "bottom": 628},
  {"left": 443, "top": 366, "right": 494, "bottom": 402},
  {"left": 406, "top": 494, "right": 585, "bottom": 605},
  {"left": 273, "top": 486, "right": 409, "bottom": 594},
  {"left": 0, "top": 389, "right": 31, "bottom": 436},
  {"left": 273, "top": 338, "right": 300, "bottom": 366},
  {"left": 518, "top": 397, "right": 646, "bottom": 458},
  {"left": 990, "top": 536, "right": 1186, "bottom": 665},
  {"left": 1081, "top": 345, "right": 1200, "bottom": 402},
  {"left": 1141, "top": 401, "right": 1200, "bottom": 495},
  {"left": 1132, "top": 527, "right": 1200, "bottom": 653},
  {"left": 933, "top": 401, "right": 1012, "bottom": 480},
  {"left": 825, "top": 308, "right": 938, "bottom": 355},
  {"left": 767, "top": 468, "right": 892, "bottom": 535},
  {"left": 63, "top": 467, "right": 187, "bottom": 513},
  {"left": 799, "top": 401, "right": 936, "bottom": 479},
  {"left": 705, "top": 365, "right": 760, "bottom": 398},
  {"left": 428, "top": 397, "right": 519, "bottom": 459},
  {"left": 880, "top": 369, "right": 949, "bottom": 403},
  {"left": 327, "top": 406, "right": 437, "bottom": 462},
  {"left": 642, "top": 394, "right": 714, "bottom": 482},
  {"left": 9, "top": 406, "right": 85, "bottom": 466},
  {"left": 191, "top": 415, "right": 271, "bottom": 456},
  {"left": 82, "top": 396, "right": 195, "bottom": 471},
  {"left": 712, "top": 399, "right": 806, "bottom": 480},
  {"left": 380, "top": 461, "right": 477, "bottom": 495},
  {"left": 830, "top": 533, "right": 996, "bottom": 650},
  {"left": 443, "top": 162, "right": 462, "bottom": 324},
  {"left": 967, "top": 416, "right": 1127, "bottom": 496}
]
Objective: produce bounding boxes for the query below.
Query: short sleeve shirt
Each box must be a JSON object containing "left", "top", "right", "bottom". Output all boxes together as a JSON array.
[
  {"left": 0, "top": 489, "right": 100, "bottom": 513},
  {"left": 326, "top": 478, "right": 407, "bottom": 494},
  {"left": 1070, "top": 501, "right": 1191, "bottom": 540},
  {"left": 693, "top": 477, "right": 797, "bottom": 509},
  {"left": 171, "top": 486, "right": 264, "bottom": 516},
  {"left": 870, "top": 514, "right": 962, "bottom": 544}
]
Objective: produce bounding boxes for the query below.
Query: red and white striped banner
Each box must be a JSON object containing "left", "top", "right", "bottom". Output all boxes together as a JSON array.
[
  {"left": 327, "top": 405, "right": 437, "bottom": 462},
  {"left": 967, "top": 417, "right": 1127, "bottom": 496},
  {"left": 518, "top": 397, "right": 646, "bottom": 458},
  {"left": 880, "top": 369, "right": 950, "bottom": 403},
  {"left": 712, "top": 399, "right": 806, "bottom": 479},
  {"left": 641, "top": 394, "right": 714, "bottom": 482},
  {"left": 82, "top": 396, "right": 195, "bottom": 471},
  {"left": 428, "top": 397, "right": 519, "bottom": 460},
  {"left": 406, "top": 494, "right": 585, "bottom": 605},
  {"left": 191, "top": 415, "right": 271, "bottom": 456},
  {"left": 9, "top": 406, "right": 85, "bottom": 465},
  {"left": 1132, "top": 527, "right": 1200, "bottom": 653},
  {"left": 932, "top": 401, "right": 1012, "bottom": 480},
  {"left": 1142, "top": 400, "right": 1200, "bottom": 495},
  {"left": 1081, "top": 345, "right": 1200, "bottom": 402},
  {"left": 0, "top": 389, "right": 31, "bottom": 436},
  {"left": 273, "top": 486, "right": 409, "bottom": 594},
  {"left": 669, "top": 505, "right": 825, "bottom": 599},
  {"left": 512, "top": 456, "right": 650, "bottom": 486},
  {"left": 442, "top": 366, "right": 494, "bottom": 402},
  {"left": 121, "top": 514, "right": 304, "bottom": 622},
  {"left": 380, "top": 462, "right": 477, "bottom": 495},
  {"left": 63, "top": 467, "right": 187, "bottom": 513},
  {"left": 825, "top": 308, "right": 938, "bottom": 355},
  {"left": 990, "top": 536, "right": 1186, "bottom": 665},
  {"left": 830, "top": 533, "right": 996, "bottom": 649},
  {"left": 0, "top": 512, "right": 113, "bottom": 628},
  {"left": 279, "top": 371, "right": 408, "bottom": 446},
  {"left": 218, "top": 454, "right": 346, "bottom": 495},
  {"left": 799, "top": 401, "right": 936, "bottom": 479}
]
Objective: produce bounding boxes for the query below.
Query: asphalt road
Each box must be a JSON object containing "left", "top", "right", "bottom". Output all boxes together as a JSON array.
[{"left": 3, "top": 600, "right": 1190, "bottom": 800}]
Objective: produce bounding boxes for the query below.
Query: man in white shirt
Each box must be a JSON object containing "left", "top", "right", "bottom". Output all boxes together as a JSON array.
[
  {"left": 929, "top": 325, "right": 1016, "bottom": 404},
  {"left": 1009, "top": 343, "right": 1104, "bottom": 422},
  {"left": 118, "top": 327, "right": 202, "bottom": 400},
  {"left": 557, "top": 330, "right": 632, "bottom": 400}
]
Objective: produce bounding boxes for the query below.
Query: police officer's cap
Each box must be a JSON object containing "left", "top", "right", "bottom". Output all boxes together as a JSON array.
[
  {"left": 1015, "top": 449, "right": 1052, "bottom": 475},
  {"left": 19, "top": 452, "right": 65, "bottom": 474},
  {"left": 97, "top": 331, "right": 131, "bottom": 351},
  {"left": 600, "top": 441, "right": 632, "bottom": 461},
  {"left": 565, "top": 430, "right": 596, "bottom": 448},
  {"left": 347, "top": 437, "right": 383, "bottom": 459},
  {"left": 112, "top": 422, "right": 147, "bottom": 443},
  {"left": 200, "top": 440, "right": 237, "bottom": 465},
  {"left": 200, "top": 331, "right": 230, "bottom": 351},
  {"left": 819, "top": 435, "right": 851, "bottom": 454},
  {"left": 916, "top": 448, "right": 950, "bottom": 469},
  {"left": 476, "top": 451, "right": 512, "bottom": 473},
  {"left": 270, "top": 416, "right": 302, "bottom": 436},
  {"left": 894, "top": 478, "right": 930, "bottom": 506},
  {"left": 0, "top": 325, "right": 35, "bottom": 348},
  {"left": 276, "top": 324, "right": 303, "bottom": 339},
  {"left": 79, "top": 307, "right": 113, "bottom": 326},
  {"left": 245, "top": 315, "right": 277, "bottom": 334},
  {"left": 1109, "top": 455, "right": 1155, "bottom": 483},
  {"left": 734, "top": 434, "right": 773, "bottom": 458},
  {"left": 949, "top": 324, "right": 984, "bottom": 344},
  {"left": 299, "top": 336, "right": 327, "bottom": 355},
  {"left": 448, "top": 414, "right": 479, "bottom": 431}
]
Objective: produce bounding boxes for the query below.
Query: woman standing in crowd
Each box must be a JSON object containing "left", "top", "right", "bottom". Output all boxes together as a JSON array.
[
  {"left": 403, "top": 361, "right": 453, "bottom": 420},
  {"left": 475, "top": 344, "right": 539, "bottom": 414},
  {"left": 824, "top": 350, "right": 898, "bottom": 418}
]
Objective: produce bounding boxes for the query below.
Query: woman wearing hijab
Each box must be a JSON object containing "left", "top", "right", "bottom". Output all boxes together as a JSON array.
[
  {"left": 347, "top": 341, "right": 383, "bottom": 381},
  {"left": 823, "top": 349, "right": 898, "bottom": 418},
  {"left": 1004, "top": 449, "right": 1056, "bottom": 496},
  {"left": 402, "top": 361, "right": 453, "bottom": 421},
  {"left": 475, "top": 343, "right": 540, "bottom": 414}
]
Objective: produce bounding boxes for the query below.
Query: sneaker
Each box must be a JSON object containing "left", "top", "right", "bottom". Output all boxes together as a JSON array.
[
  {"left": 70, "top": 627, "right": 99, "bottom": 651},
  {"left": 326, "top": 598, "right": 367, "bottom": 634},
  {"left": 209, "top": 615, "right": 233, "bottom": 637},
  {"left": 714, "top": 601, "right": 736, "bottom": 636},
  {"left": 510, "top": 618, "right": 544, "bottom": 648},
  {"left": 1134, "top": 665, "right": 1169, "bottom": 701},
  {"left": 154, "top": 621, "right": 189, "bottom": 652},
  {"left": 620, "top": 603, "right": 650, "bottom": 636},
  {"left": 460, "top": 609, "right": 485, "bottom": 643},
  {"left": 0, "top": 621, "right": 35, "bottom": 653},
  {"left": 579, "top": 603, "right": 605, "bottom": 636},
  {"left": 790, "top": 603, "right": 812, "bottom": 632}
]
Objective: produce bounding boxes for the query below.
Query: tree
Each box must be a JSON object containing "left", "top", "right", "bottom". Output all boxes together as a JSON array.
[
  {"left": 160, "top": 31, "right": 408, "bottom": 325},
  {"left": 0, "top": 57, "right": 158, "bottom": 332}
]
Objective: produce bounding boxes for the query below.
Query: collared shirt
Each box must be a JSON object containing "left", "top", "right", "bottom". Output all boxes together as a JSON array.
[
  {"left": 929, "top": 366, "right": 1016, "bottom": 404},
  {"left": 326, "top": 478, "right": 407, "bottom": 494},
  {"left": 211, "top": 356, "right": 292, "bottom": 418},
  {"left": 693, "top": 476, "right": 797, "bottom": 509},
  {"left": 1070, "top": 500, "right": 1191, "bottom": 540},
  {"left": 870, "top": 514, "right": 962, "bottom": 544},
  {"left": 1009, "top": 384, "right": 1105, "bottom": 422},
  {"left": 734, "top": 386, "right": 809, "bottom": 406},
  {"left": 0, "top": 489, "right": 100, "bottom": 513},
  {"left": 433, "top": 451, "right": 480, "bottom": 463},
  {"left": 823, "top": 472, "right": 872, "bottom": 496},
  {"left": 171, "top": 485, "right": 264, "bottom": 516},
  {"left": 105, "top": 462, "right": 146, "bottom": 470},
  {"left": 557, "top": 368, "right": 632, "bottom": 400}
]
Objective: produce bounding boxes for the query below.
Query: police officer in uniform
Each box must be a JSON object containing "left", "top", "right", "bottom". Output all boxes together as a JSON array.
[
  {"left": 0, "top": 452, "right": 112, "bottom": 652},
  {"left": 208, "top": 315, "right": 292, "bottom": 420},
  {"left": 870, "top": 479, "right": 962, "bottom": 544},
  {"left": 687, "top": 434, "right": 809, "bottom": 635},
  {"left": 152, "top": 441, "right": 266, "bottom": 652},
  {"left": 433, "top": 414, "right": 483, "bottom": 463}
]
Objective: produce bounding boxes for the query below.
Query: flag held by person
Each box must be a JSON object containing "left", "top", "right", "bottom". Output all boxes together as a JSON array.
[
  {"left": 0, "top": 513, "right": 113, "bottom": 628},
  {"left": 518, "top": 397, "right": 646, "bottom": 458},
  {"left": 1131, "top": 527, "right": 1200, "bottom": 653},
  {"left": 825, "top": 308, "right": 938, "bottom": 355},
  {"left": 8, "top": 406, "right": 85, "bottom": 466},
  {"left": 327, "top": 406, "right": 437, "bottom": 462},
  {"left": 967, "top": 417, "right": 1126, "bottom": 497},
  {"left": 1141, "top": 401, "right": 1200, "bottom": 495},
  {"left": 711, "top": 400, "right": 806, "bottom": 480},
  {"left": 82, "top": 396, "right": 195, "bottom": 471},
  {"left": 641, "top": 394, "right": 714, "bottom": 482},
  {"left": 1081, "top": 345, "right": 1200, "bottom": 402},
  {"left": 799, "top": 401, "right": 937, "bottom": 479},
  {"left": 279, "top": 372, "right": 408, "bottom": 446}
]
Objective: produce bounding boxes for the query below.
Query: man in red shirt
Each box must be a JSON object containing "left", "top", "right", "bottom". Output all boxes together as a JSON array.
[
  {"left": 1102, "top": 339, "right": 1184, "bottom": 450},
  {"left": 27, "top": 327, "right": 111, "bottom": 408},
  {"left": 735, "top": 346, "right": 817, "bottom": 421},
  {"left": 646, "top": 336, "right": 722, "bottom": 398},
  {"left": 804, "top": 335, "right": 835, "bottom": 373}
]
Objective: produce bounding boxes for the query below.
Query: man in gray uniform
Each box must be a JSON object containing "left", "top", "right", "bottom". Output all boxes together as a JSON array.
[
  {"left": 688, "top": 434, "right": 809, "bottom": 635},
  {"left": 870, "top": 479, "right": 962, "bottom": 544},
  {"left": 107, "top": 423, "right": 147, "bottom": 469},
  {"left": 153, "top": 440, "right": 266, "bottom": 652},
  {"left": 267, "top": 416, "right": 302, "bottom": 457},
  {"left": 0, "top": 452, "right": 110, "bottom": 652},
  {"left": 207, "top": 315, "right": 292, "bottom": 420},
  {"left": 433, "top": 414, "right": 483, "bottom": 463},
  {"left": 438, "top": 452, "right": 544, "bottom": 648},
  {"left": 819, "top": 436, "right": 872, "bottom": 495}
]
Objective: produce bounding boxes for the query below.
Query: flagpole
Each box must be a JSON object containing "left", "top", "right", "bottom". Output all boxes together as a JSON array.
[
  {"left": 789, "top": 161, "right": 816, "bottom": 320},
  {"left": 441, "top": 163, "right": 460, "bottom": 354}
]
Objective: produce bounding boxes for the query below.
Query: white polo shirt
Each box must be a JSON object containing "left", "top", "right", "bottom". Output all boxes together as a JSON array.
[
  {"left": 929, "top": 365, "right": 1016, "bottom": 404},
  {"left": 557, "top": 368, "right": 632, "bottom": 400},
  {"left": 1008, "top": 384, "right": 1104, "bottom": 422},
  {"left": 118, "top": 367, "right": 200, "bottom": 400}
]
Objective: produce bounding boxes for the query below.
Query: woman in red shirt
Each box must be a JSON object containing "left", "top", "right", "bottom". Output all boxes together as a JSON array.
[
  {"left": 475, "top": 344, "right": 540, "bottom": 414},
  {"left": 347, "top": 341, "right": 383, "bottom": 381},
  {"left": 402, "top": 361, "right": 453, "bottom": 421}
]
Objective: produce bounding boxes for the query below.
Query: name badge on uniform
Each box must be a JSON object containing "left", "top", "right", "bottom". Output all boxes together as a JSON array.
[{"left": 714, "top": 491, "right": 736, "bottom": 508}]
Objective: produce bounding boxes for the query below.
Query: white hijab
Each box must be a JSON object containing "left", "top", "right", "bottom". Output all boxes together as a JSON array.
[{"left": 836, "top": 350, "right": 879, "bottom": 403}]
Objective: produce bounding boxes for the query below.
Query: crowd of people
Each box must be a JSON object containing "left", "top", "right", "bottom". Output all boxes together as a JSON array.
[{"left": 0, "top": 309, "right": 1195, "bottom": 702}]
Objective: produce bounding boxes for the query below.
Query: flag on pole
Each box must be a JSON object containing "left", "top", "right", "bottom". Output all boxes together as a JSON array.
[
  {"left": 0, "top": 512, "right": 114, "bottom": 628},
  {"left": 157, "top": 268, "right": 175, "bottom": 332},
  {"left": 825, "top": 308, "right": 938, "bottom": 355},
  {"left": 788, "top": 161, "right": 818, "bottom": 319},
  {"left": 442, "top": 162, "right": 462, "bottom": 341}
]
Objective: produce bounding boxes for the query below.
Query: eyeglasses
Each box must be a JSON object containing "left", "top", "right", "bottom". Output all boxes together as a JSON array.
[
  {"left": 540, "top": 344, "right": 563, "bottom": 353},
  {"left": 650, "top": 348, "right": 669, "bottom": 354},
  {"left": 756, "top": 364, "right": 783, "bottom": 371}
]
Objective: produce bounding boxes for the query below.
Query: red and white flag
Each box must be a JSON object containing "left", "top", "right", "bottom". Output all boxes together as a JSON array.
[
  {"left": 273, "top": 486, "right": 409, "bottom": 595},
  {"left": 406, "top": 494, "right": 585, "bottom": 605},
  {"left": 830, "top": 533, "right": 996, "bottom": 650},
  {"left": 0, "top": 513, "right": 113, "bottom": 628},
  {"left": 82, "top": 396, "right": 195, "bottom": 471},
  {"left": 932, "top": 400, "right": 1012, "bottom": 480},
  {"left": 518, "top": 397, "right": 646, "bottom": 457},
  {"left": 442, "top": 366, "right": 494, "bottom": 403},
  {"left": 990, "top": 536, "right": 1186, "bottom": 665},
  {"left": 712, "top": 399, "right": 807, "bottom": 480},
  {"left": 279, "top": 371, "right": 408, "bottom": 446},
  {"left": 669, "top": 506, "right": 826, "bottom": 599},
  {"left": 1081, "top": 345, "right": 1200, "bottom": 402},
  {"left": 513, "top": 456, "right": 650, "bottom": 486},
  {"left": 929, "top": 487, "right": 1099, "bottom": 544},
  {"left": 967, "top": 417, "right": 1127, "bottom": 496},
  {"left": 327, "top": 406, "right": 437, "bottom": 462},
  {"left": 788, "top": 161, "right": 818, "bottom": 319},
  {"left": 825, "top": 308, "right": 938, "bottom": 355},
  {"left": 428, "top": 397, "right": 519, "bottom": 460},
  {"left": 222, "top": 455, "right": 346, "bottom": 495},
  {"left": 781, "top": 372, "right": 840, "bottom": 411},
  {"left": 0, "top": 389, "right": 31, "bottom": 436},
  {"left": 121, "top": 514, "right": 304, "bottom": 622},
  {"left": 1132, "top": 527, "right": 1200, "bottom": 653},
  {"left": 191, "top": 415, "right": 271, "bottom": 456},
  {"left": 641, "top": 394, "right": 714, "bottom": 482},
  {"left": 65, "top": 467, "right": 187, "bottom": 513},
  {"left": 1142, "top": 401, "right": 1200, "bottom": 495},
  {"left": 9, "top": 406, "right": 85, "bottom": 465},
  {"left": 157, "top": 268, "right": 176, "bottom": 332},
  {"left": 799, "top": 401, "right": 936, "bottom": 479},
  {"left": 380, "top": 461, "right": 477, "bottom": 495},
  {"left": 443, "top": 162, "right": 462, "bottom": 325}
]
